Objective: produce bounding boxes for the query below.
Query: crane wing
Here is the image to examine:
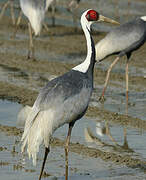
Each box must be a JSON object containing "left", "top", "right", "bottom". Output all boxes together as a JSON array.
[
  {"left": 35, "top": 70, "right": 87, "bottom": 110},
  {"left": 109, "top": 19, "right": 146, "bottom": 55}
]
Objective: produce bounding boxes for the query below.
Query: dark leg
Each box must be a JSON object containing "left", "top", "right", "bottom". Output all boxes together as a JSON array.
[
  {"left": 99, "top": 56, "right": 120, "bottom": 102},
  {"left": 27, "top": 22, "right": 35, "bottom": 59},
  {"left": 51, "top": 0, "right": 56, "bottom": 26},
  {"left": 123, "top": 127, "right": 129, "bottom": 149},
  {"left": 65, "top": 122, "right": 75, "bottom": 180},
  {"left": 39, "top": 147, "right": 50, "bottom": 180}
]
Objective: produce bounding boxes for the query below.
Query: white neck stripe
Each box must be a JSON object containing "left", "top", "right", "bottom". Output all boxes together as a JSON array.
[{"left": 72, "top": 12, "right": 93, "bottom": 73}]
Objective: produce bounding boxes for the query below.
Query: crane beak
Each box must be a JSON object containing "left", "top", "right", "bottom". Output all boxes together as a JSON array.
[{"left": 98, "top": 15, "right": 120, "bottom": 25}]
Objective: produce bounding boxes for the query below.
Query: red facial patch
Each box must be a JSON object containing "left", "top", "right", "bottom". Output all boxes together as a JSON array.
[{"left": 85, "top": 10, "right": 99, "bottom": 21}]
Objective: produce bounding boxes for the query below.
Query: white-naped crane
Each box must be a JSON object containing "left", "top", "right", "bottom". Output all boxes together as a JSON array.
[
  {"left": 18, "top": 9, "right": 119, "bottom": 180},
  {"left": 96, "top": 16, "right": 146, "bottom": 105},
  {"left": 14, "top": 0, "right": 55, "bottom": 59}
]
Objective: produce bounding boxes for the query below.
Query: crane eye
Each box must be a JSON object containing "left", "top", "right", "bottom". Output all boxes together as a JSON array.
[{"left": 86, "top": 10, "right": 99, "bottom": 21}]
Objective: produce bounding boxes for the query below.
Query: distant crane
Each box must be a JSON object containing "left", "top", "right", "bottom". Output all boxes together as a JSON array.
[
  {"left": 13, "top": 0, "right": 55, "bottom": 59},
  {"left": 96, "top": 16, "right": 146, "bottom": 104},
  {"left": 67, "top": 0, "right": 81, "bottom": 12},
  {"left": 20, "top": 0, "right": 56, "bottom": 59},
  {"left": 67, "top": 0, "right": 81, "bottom": 31},
  {"left": 19, "top": 9, "right": 118, "bottom": 180}
]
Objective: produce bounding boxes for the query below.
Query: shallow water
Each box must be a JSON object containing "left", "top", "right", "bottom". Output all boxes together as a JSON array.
[
  {"left": 0, "top": 0, "right": 146, "bottom": 179},
  {"left": 0, "top": 99, "right": 20, "bottom": 126},
  {"left": 0, "top": 98, "right": 146, "bottom": 179}
]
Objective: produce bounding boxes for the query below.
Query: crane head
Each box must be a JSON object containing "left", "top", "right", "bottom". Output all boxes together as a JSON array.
[
  {"left": 84, "top": 9, "right": 119, "bottom": 25},
  {"left": 85, "top": 10, "right": 99, "bottom": 22}
]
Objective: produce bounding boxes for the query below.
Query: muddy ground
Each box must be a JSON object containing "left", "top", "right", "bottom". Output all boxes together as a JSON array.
[{"left": 0, "top": 7, "right": 146, "bottom": 179}]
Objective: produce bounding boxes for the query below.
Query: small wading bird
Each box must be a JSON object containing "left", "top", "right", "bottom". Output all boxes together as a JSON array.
[
  {"left": 96, "top": 16, "right": 146, "bottom": 104},
  {"left": 16, "top": 0, "right": 54, "bottom": 59},
  {"left": 18, "top": 9, "right": 118, "bottom": 180}
]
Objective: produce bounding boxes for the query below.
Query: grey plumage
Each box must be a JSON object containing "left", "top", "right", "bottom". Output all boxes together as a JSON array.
[
  {"left": 20, "top": 8, "right": 96, "bottom": 177},
  {"left": 21, "top": 69, "right": 93, "bottom": 164},
  {"left": 19, "top": 9, "right": 118, "bottom": 180},
  {"left": 38, "top": 70, "right": 92, "bottom": 103},
  {"left": 96, "top": 16, "right": 146, "bottom": 103},
  {"left": 35, "top": 70, "right": 93, "bottom": 125},
  {"left": 96, "top": 17, "right": 146, "bottom": 62}
]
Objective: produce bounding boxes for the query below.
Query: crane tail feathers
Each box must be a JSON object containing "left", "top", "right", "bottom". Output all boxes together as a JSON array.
[
  {"left": 20, "top": 105, "right": 41, "bottom": 165},
  {"left": 21, "top": 107, "right": 40, "bottom": 143},
  {"left": 21, "top": 112, "right": 43, "bottom": 165},
  {"left": 20, "top": 108, "right": 53, "bottom": 165},
  {"left": 17, "top": 105, "right": 32, "bottom": 127}
]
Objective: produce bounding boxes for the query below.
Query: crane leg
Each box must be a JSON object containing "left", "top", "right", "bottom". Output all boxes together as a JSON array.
[
  {"left": 65, "top": 121, "right": 75, "bottom": 180},
  {"left": 39, "top": 147, "right": 50, "bottom": 180},
  {"left": 99, "top": 56, "right": 120, "bottom": 102},
  {"left": 10, "top": 0, "right": 15, "bottom": 25},
  {"left": 12, "top": 10, "right": 22, "bottom": 38},
  {"left": 72, "top": 10, "right": 78, "bottom": 32},
  {"left": 125, "top": 60, "right": 129, "bottom": 114},
  {"left": 43, "top": 22, "right": 49, "bottom": 32},
  {"left": 27, "top": 22, "right": 35, "bottom": 60},
  {"left": 51, "top": 0, "right": 56, "bottom": 27},
  {"left": 0, "top": 0, "right": 10, "bottom": 20}
]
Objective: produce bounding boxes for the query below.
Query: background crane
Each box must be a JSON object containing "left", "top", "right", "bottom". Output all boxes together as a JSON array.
[{"left": 95, "top": 16, "right": 146, "bottom": 106}]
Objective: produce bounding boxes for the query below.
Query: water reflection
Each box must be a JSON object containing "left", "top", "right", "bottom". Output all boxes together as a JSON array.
[{"left": 84, "top": 117, "right": 146, "bottom": 160}]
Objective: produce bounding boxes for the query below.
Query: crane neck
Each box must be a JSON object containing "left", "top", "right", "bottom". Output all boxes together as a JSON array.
[{"left": 72, "top": 17, "right": 96, "bottom": 77}]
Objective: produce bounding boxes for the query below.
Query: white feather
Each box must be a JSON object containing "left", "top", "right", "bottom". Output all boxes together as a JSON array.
[
  {"left": 17, "top": 105, "right": 32, "bottom": 127},
  {"left": 25, "top": 109, "right": 55, "bottom": 165},
  {"left": 20, "top": 0, "right": 45, "bottom": 35},
  {"left": 21, "top": 105, "right": 40, "bottom": 151},
  {"left": 46, "top": 0, "right": 54, "bottom": 11},
  {"left": 141, "top": 16, "right": 146, "bottom": 21},
  {"left": 72, "top": 10, "right": 93, "bottom": 73}
]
